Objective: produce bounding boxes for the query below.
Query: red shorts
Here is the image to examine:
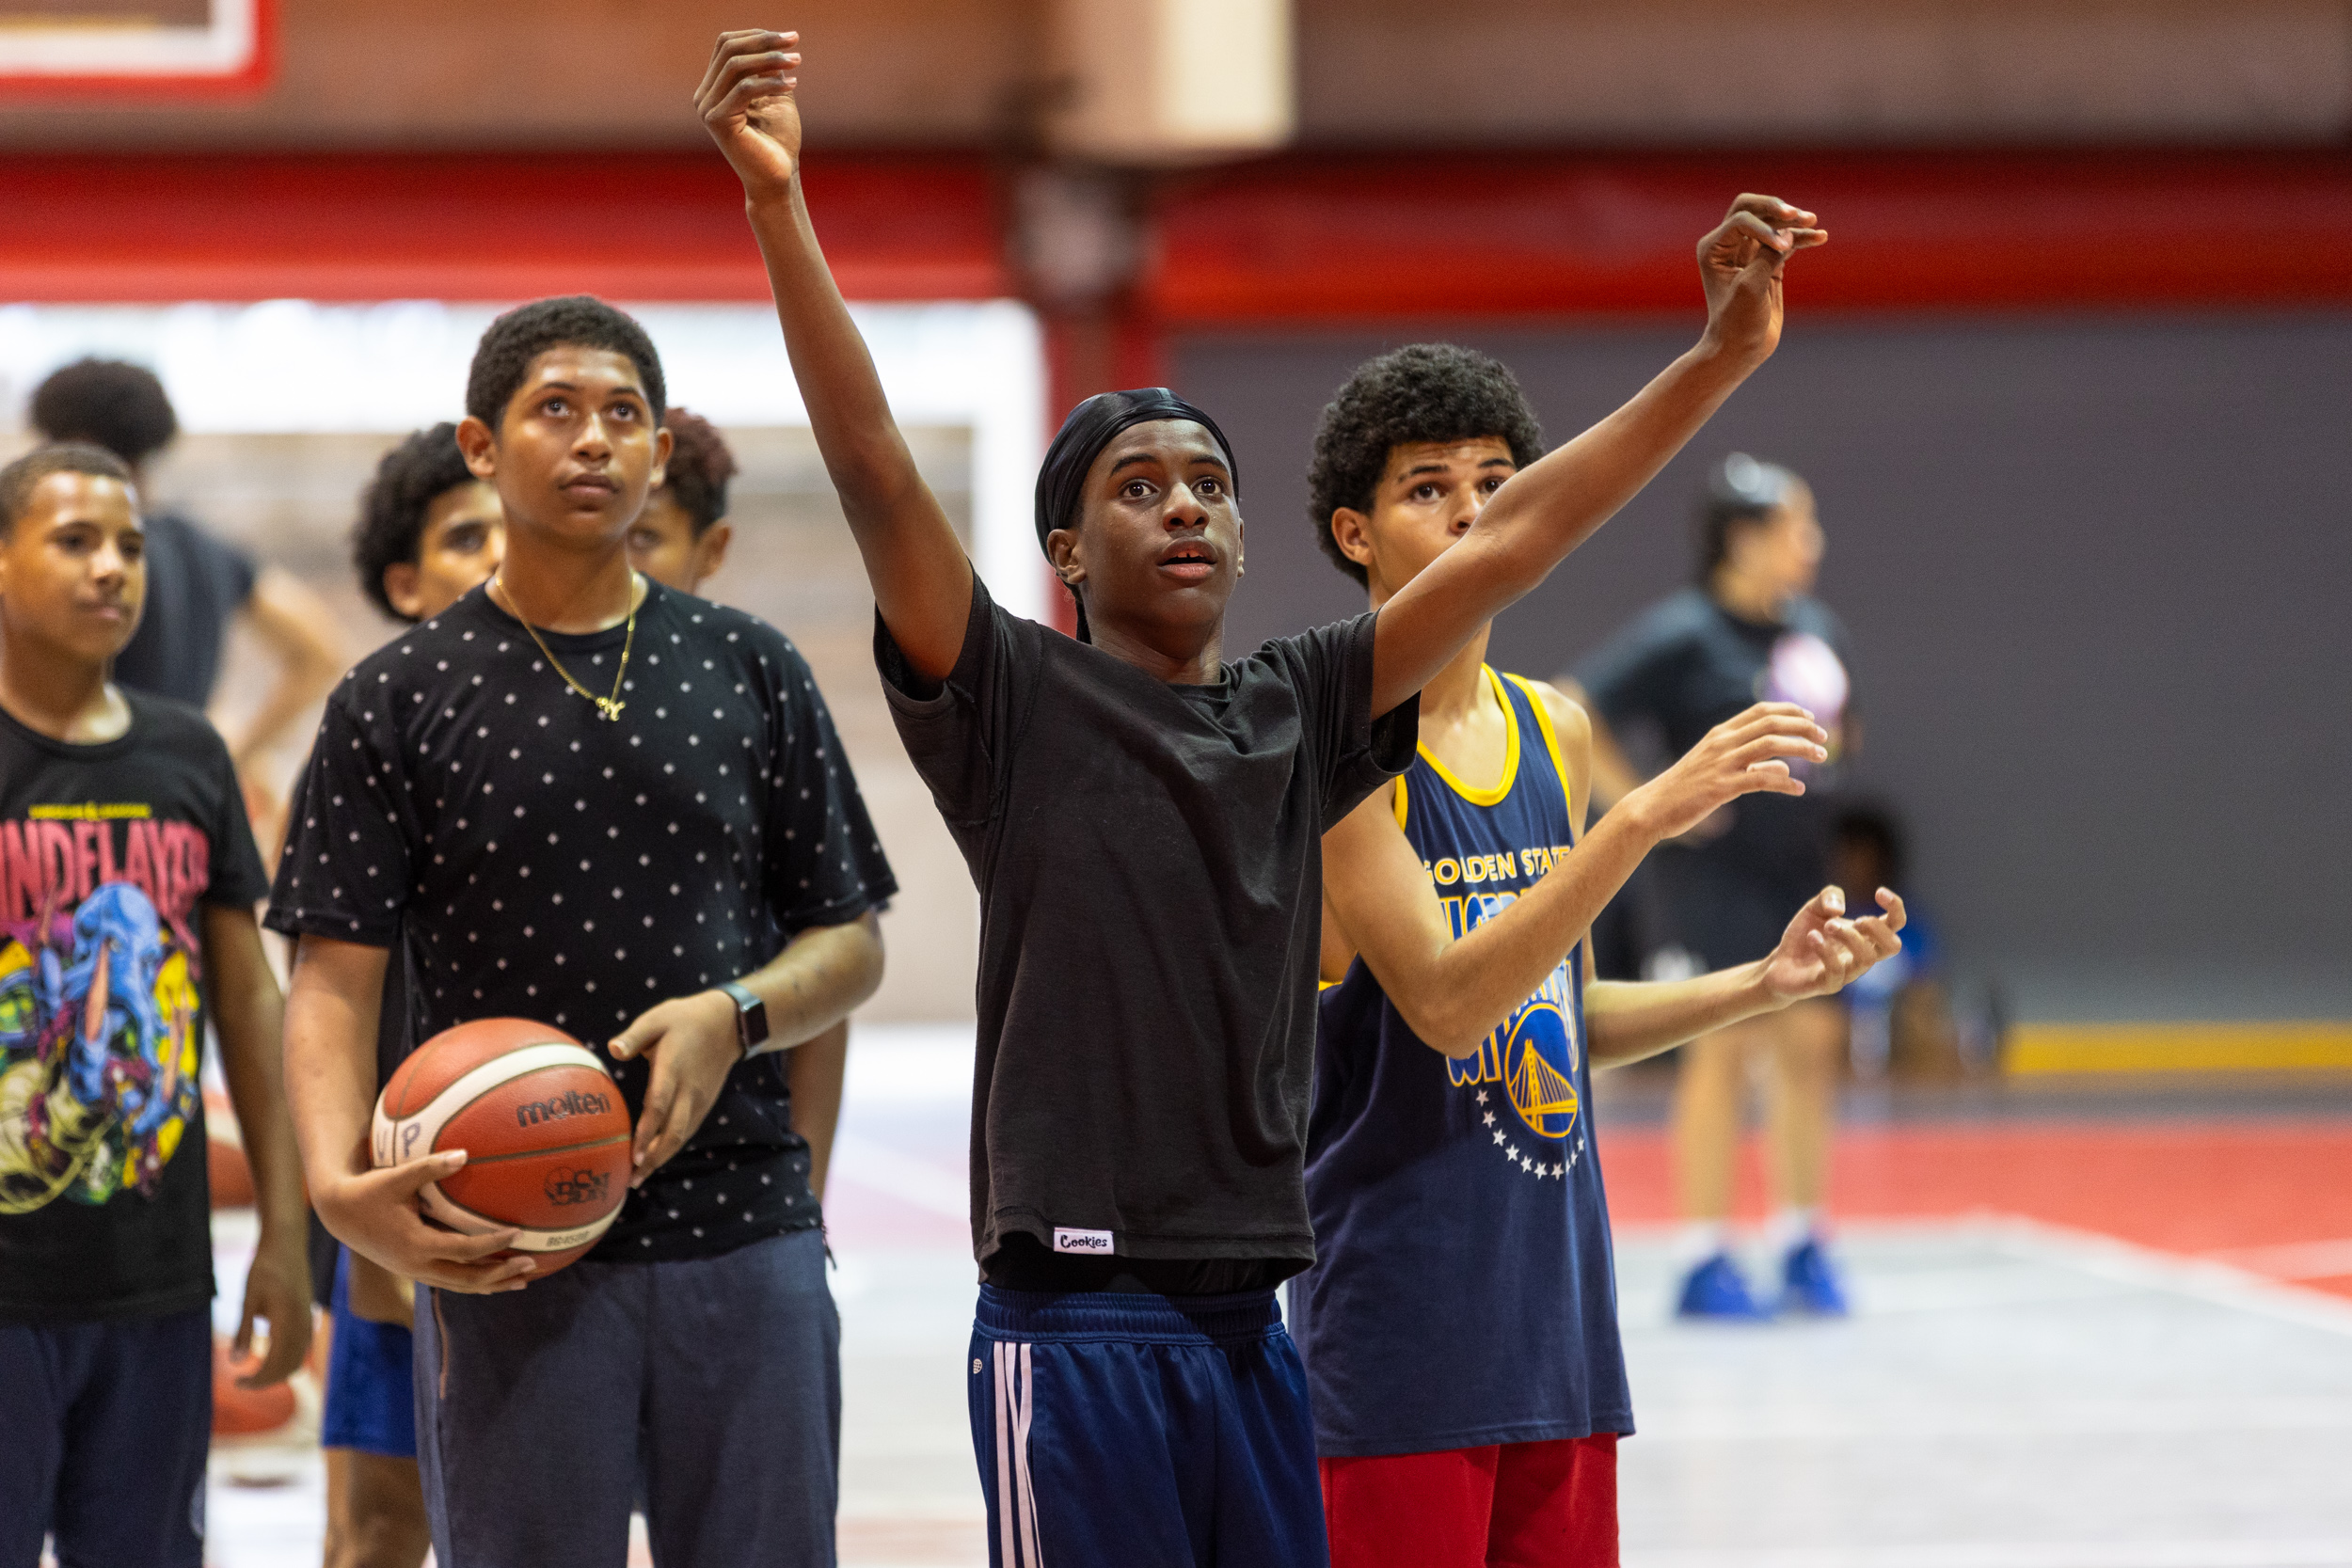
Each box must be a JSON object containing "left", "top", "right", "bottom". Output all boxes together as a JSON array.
[{"left": 1320, "top": 1434, "right": 1618, "bottom": 1568}]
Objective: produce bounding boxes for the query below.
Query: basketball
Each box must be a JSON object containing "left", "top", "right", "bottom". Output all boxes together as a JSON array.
[{"left": 371, "top": 1017, "right": 633, "bottom": 1275}]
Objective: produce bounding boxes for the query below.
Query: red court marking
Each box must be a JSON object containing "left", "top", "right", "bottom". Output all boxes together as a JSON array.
[{"left": 1597, "top": 1121, "right": 2352, "bottom": 1300}]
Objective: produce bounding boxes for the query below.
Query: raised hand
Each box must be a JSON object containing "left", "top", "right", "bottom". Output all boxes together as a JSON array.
[
  {"left": 1760, "top": 885, "right": 1907, "bottom": 1003},
  {"left": 313, "top": 1150, "right": 536, "bottom": 1295},
  {"left": 696, "top": 28, "right": 804, "bottom": 199},
  {"left": 1697, "top": 194, "right": 1827, "bottom": 364},
  {"left": 1622, "top": 702, "right": 1827, "bottom": 842}
]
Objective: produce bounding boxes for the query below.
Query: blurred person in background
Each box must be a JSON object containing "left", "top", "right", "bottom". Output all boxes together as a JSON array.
[
  {"left": 1566, "top": 454, "right": 1859, "bottom": 1319},
  {"left": 0, "top": 444, "right": 310, "bottom": 1567},
  {"left": 628, "top": 406, "right": 851, "bottom": 1206},
  {"left": 1834, "top": 803, "right": 1962, "bottom": 1083},
  {"left": 29, "top": 359, "right": 346, "bottom": 822},
  {"left": 298, "top": 422, "right": 505, "bottom": 1568}
]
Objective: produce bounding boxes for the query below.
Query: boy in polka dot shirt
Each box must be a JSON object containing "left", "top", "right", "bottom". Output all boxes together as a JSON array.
[{"left": 270, "top": 297, "right": 897, "bottom": 1566}]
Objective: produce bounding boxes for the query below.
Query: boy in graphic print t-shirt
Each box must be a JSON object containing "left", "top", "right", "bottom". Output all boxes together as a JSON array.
[
  {"left": 0, "top": 444, "right": 311, "bottom": 1568},
  {"left": 271, "top": 298, "right": 896, "bottom": 1567}
]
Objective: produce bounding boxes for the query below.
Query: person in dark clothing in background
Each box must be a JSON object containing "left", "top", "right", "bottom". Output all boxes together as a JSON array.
[
  {"left": 1567, "top": 454, "right": 1862, "bottom": 1321},
  {"left": 29, "top": 358, "right": 346, "bottom": 786}
]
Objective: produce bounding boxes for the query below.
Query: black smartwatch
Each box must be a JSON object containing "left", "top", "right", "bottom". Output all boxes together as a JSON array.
[{"left": 717, "top": 981, "right": 770, "bottom": 1058}]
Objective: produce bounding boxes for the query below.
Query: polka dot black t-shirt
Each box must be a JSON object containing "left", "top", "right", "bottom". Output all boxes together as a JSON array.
[{"left": 266, "top": 578, "right": 896, "bottom": 1262}]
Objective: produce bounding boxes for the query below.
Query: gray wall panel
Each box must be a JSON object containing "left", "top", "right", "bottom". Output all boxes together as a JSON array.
[{"left": 1175, "top": 316, "right": 2352, "bottom": 1021}]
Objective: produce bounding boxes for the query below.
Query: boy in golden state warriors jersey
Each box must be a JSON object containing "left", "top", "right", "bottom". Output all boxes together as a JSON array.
[{"left": 1298, "top": 346, "right": 1909, "bottom": 1567}]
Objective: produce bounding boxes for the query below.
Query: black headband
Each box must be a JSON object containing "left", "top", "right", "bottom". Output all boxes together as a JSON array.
[{"left": 1033, "top": 388, "right": 1238, "bottom": 642}]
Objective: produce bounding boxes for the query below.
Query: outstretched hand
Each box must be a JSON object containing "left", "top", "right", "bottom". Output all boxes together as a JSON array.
[
  {"left": 1623, "top": 702, "right": 1826, "bottom": 843},
  {"left": 697, "top": 28, "right": 804, "bottom": 199},
  {"left": 1698, "top": 194, "right": 1827, "bottom": 364},
  {"left": 1760, "top": 885, "right": 1906, "bottom": 1004}
]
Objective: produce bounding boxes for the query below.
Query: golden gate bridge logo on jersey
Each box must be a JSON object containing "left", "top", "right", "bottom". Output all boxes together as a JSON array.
[{"left": 1447, "top": 955, "right": 1581, "bottom": 1142}]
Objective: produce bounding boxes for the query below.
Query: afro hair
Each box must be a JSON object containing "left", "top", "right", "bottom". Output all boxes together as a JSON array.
[
  {"left": 350, "top": 424, "right": 480, "bottom": 621},
  {"left": 1306, "top": 343, "right": 1546, "bottom": 586},
  {"left": 29, "top": 359, "right": 179, "bottom": 467},
  {"left": 465, "top": 295, "right": 666, "bottom": 432},
  {"left": 658, "top": 408, "right": 738, "bottom": 536},
  {"left": 0, "top": 443, "right": 135, "bottom": 536}
]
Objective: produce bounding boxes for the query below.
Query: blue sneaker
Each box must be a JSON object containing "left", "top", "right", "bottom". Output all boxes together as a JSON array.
[
  {"left": 1675, "top": 1252, "right": 1771, "bottom": 1320},
  {"left": 1777, "top": 1237, "right": 1851, "bottom": 1317}
]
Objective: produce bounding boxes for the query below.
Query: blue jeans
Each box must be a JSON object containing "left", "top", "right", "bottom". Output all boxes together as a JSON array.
[{"left": 413, "top": 1227, "right": 838, "bottom": 1567}]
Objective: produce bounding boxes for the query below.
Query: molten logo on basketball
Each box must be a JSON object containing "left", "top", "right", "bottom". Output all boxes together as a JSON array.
[
  {"left": 545, "top": 1167, "right": 612, "bottom": 1207},
  {"left": 514, "top": 1087, "right": 612, "bottom": 1129}
]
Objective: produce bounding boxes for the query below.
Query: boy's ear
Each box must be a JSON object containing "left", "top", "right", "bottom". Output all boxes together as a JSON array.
[
  {"left": 648, "top": 424, "right": 674, "bottom": 493},
  {"left": 691, "top": 520, "right": 733, "bottom": 588},
  {"left": 381, "top": 562, "right": 422, "bottom": 622},
  {"left": 1328, "top": 507, "right": 1375, "bottom": 570},
  {"left": 1045, "top": 526, "right": 1084, "bottom": 587},
  {"left": 454, "top": 417, "right": 499, "bottom": 483}
]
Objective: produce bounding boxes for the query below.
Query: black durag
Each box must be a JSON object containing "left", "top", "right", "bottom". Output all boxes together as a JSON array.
[{"left": 1033, "top": 388, "right": 1239, "bottom": 643}]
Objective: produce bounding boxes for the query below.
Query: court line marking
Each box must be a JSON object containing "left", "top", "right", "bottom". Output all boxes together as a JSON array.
[
  {"left": 2201, "top": 1236, "right": 2352, "bottom": 1281},
  {"left": 1625, "top": 1544, "right": 2352, "bottom": 1568}
]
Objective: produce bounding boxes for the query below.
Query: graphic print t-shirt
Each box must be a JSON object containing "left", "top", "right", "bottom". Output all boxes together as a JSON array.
[
  {"left": 878, "top": 577, "right": 1416, "bottom": 1274},
  {"left": 266, "top": 579, "right": 897, "bottom": 1263},
  {"left": 1296, "top": 671, "right": 1631, "bottom": 1454},
  {"left": 0, "top": 694, "right": 268, "bottom": 1322}
]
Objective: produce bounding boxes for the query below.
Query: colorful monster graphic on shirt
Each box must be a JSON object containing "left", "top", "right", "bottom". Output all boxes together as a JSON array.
[{"left": 0, "top": 809, "right": 210, "bottom": 1215}]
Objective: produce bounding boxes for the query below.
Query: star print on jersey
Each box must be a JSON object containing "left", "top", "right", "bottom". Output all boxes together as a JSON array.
[
  {"left": 1442, "top": 893, "right": 1583, "bottom": 1181},
  {"left": 267, "top": 579, "right": 897, "bottom": 1262}
]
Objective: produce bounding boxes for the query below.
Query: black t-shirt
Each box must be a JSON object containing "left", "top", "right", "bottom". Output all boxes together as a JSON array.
[
  {"left": 1575, "top": 586, "right": 1856, "bottom": 887},
  {"left": 0, "top": 692, "right": 269, "bottom": 1322},
  {"left": 878, "top": 578, "right": 1415, "bottom": 1278},
  {"left": 265, "top": 579, "right": 897, "bottom": 1263},
  {"left": 113, "top": 511, "right": 259, "bottom": 707}
]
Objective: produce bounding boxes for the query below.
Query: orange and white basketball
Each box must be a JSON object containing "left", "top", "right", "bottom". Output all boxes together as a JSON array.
[{"left": 372, "top": 1017, "right": 633, "bottom": 1276}]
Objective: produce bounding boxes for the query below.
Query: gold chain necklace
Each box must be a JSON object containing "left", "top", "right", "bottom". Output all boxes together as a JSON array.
[{"left": 495, "top": 572, "right": 638, "bottom": 721}]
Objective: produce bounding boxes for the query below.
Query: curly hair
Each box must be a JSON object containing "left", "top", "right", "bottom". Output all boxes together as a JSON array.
[
  {"left": 1306, "top": 344, "right": 1547, "bottom": 586},
  {"left": 0, "top": 444, "right": 135, "bottom": 536},
  {"left": 28, "top": 359, "right": 179, "bottom": 467},
  {"left": 350, "top": 424, "right": 479, "bottom": 621},
  {"left": 658, "top": 408, "right": 738, "bottom": 536},
  {"left": 465, "top": 295, "right": 666, "bottom": 431}
]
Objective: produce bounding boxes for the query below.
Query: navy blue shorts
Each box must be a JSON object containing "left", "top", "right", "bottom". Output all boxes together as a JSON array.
[
  {"left": 0, "top": 1307, "right": 211, "bottom": 1568},
  {"left": 322, "top": 1246, "right": 417, "bottom": 1460},
  {"left": 967, "top": 1286, "right": 1327, "bottom": 1568}
]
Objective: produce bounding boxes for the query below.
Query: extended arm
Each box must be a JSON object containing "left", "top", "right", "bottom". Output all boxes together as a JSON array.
[
  {"left": 697, "top": 29, "right": 972, "bottom": 681},
  {"left": 1323, "top": 696, "right": 1830, "bottom": 1056},
  {"left": 611, "top": 911, "right": 884, "bottom": 1186},
  {"left": 1368, "top": 197, "right": 1825, "bottom": 716},
  {"left": 1586, "top": 885, "right": 1907, "bottom": 1066},
  {"left": 216, "top": 568, "right": 347, "bottom": 770},
  {"left": 285, "top": 935, "right": 535, "bottom": 1291},
  {"left": 202, "top": 904, "right": 312, "bottom": 1386}
]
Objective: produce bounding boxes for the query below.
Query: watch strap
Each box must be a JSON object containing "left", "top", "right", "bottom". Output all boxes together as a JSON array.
[{"left": 718, "top": 981, "right": 769, "bottom": 1055}]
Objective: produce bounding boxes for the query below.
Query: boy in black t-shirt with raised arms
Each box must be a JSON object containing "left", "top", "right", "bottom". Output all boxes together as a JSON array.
[
  {"left": 0, "top": 444, "right": 310, "bottom": 1568},
  {"left": 271, "top": 299, "right": 898, "bottom": 1566},
  {"left": 698, "top": 29, "right": 1823, "bottom": 1564}
]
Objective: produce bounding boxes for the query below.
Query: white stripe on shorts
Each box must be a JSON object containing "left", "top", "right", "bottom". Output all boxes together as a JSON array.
[{"left": 991, "top": 1340, "right": 1044, "bottom": 1568}]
